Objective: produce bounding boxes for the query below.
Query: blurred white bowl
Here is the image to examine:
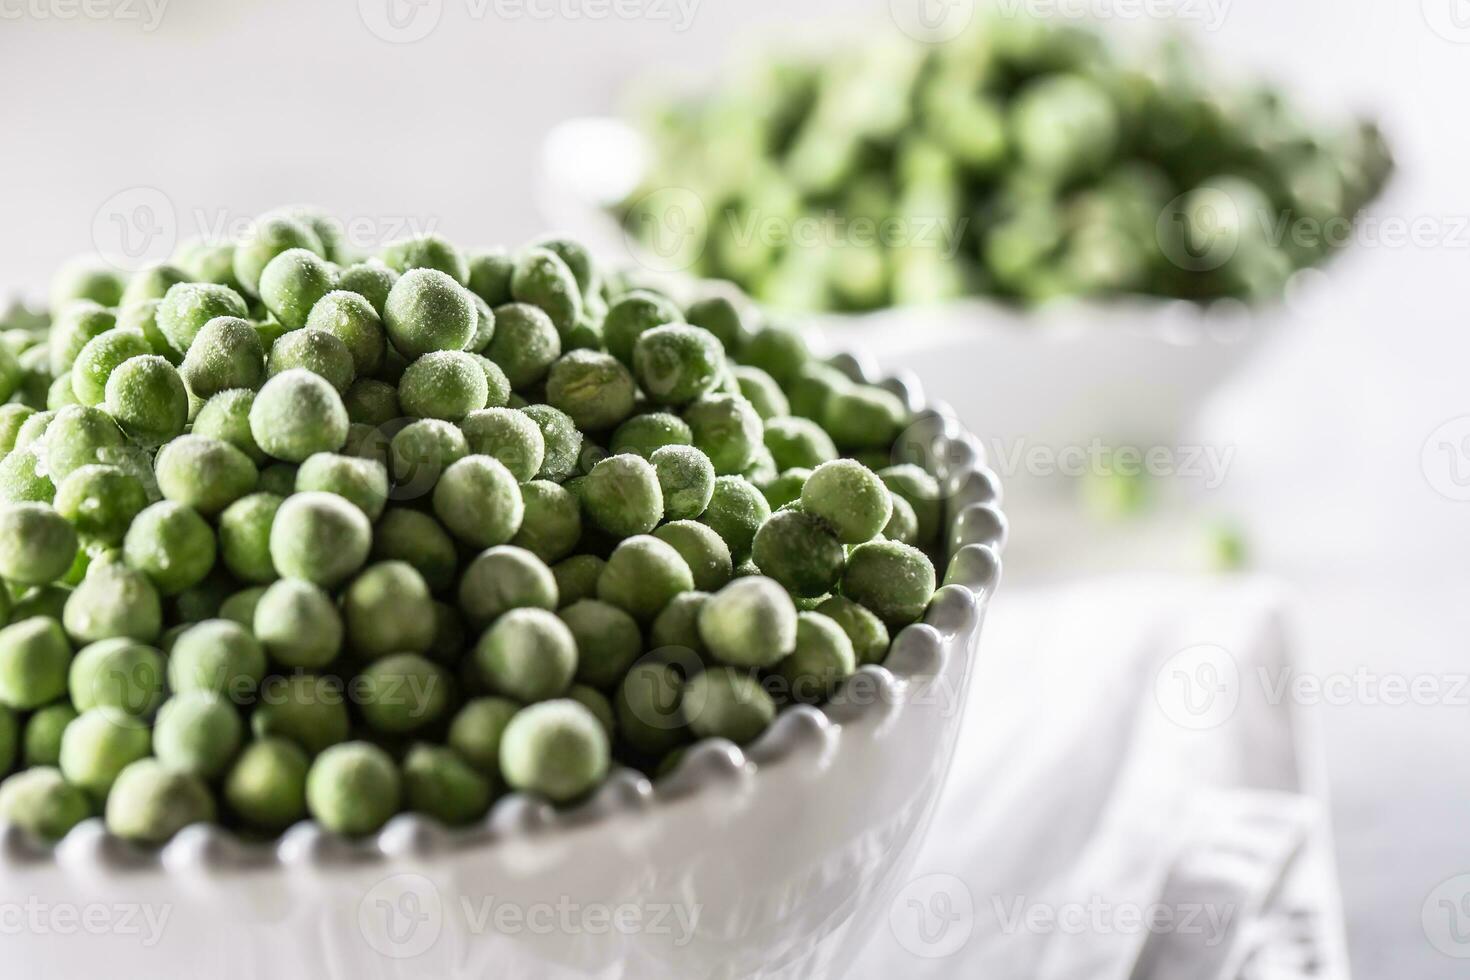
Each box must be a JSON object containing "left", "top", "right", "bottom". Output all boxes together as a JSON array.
[{"left": 0, "top": 360, "right": 1005, "bottom": 979}]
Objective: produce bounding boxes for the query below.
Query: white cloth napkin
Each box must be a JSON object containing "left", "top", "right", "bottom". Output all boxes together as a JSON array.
[{"left": 852, "top": 576, "right": 1348, "bottom": 980}]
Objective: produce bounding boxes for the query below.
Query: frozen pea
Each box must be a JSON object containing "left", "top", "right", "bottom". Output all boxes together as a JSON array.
[
  {"left": 49, "top": 301, "right": 118, "bottom": 376},
  {"left": 698, "top": 576, "right": 797, "bottom": 668},
  {"left": 259, "top": 249, "right": 338, "bottom": 331},
  {"left": 568, "top": 684, "right": 616, "bottom": 738},
  {"left": 172, "top": 573, "right": 233, "bottom": 624},
  {"left": 459, "top": 408, "right": 545, "bottom": 483},
  {"left": 233, "top": 215, "right": 324, "bottom": 296},
  {"left": 306, "top": 291, "right": 386, "bottom": 380},
  {"left": 269, "top": 491, "right": 371, "bottom": 588},
  {"left": 121, "top": 263, "right": 189, "bottom": 307},
  {"left": 764, "top": 416, "right": 838, "bottom": 471},
  {"left": 71, "top": 328, "right": 153, "bottom": 406},
  {"left": 615, "top": 662, "right": 688, "bottom": 757},
  {"left": 153, "top": 691, "right": 242, "bottom": 779},
  {"left": 684, "top": 293, "right": 749, "bottom": 352},
  {"left": 558, "top": 599, "right": 642, "bottom": 691},
  {"left": 62, "top": 560, "right": 162, "bottom": 642},
  {"left": 499, "top": 699, "right": 609, "bottom": 803},
  {"left": 342, "top": 378, "right": 400, "bottom": 427},
  {"left": 104, "top": 354, "right": 189, "bottom": 447},
  {"left": 582, "top": 454, "right": 663, "bottom": 539},
  {"left": 399, "top": 350, "right": 488, "bottom": 422},
  {"left": 684, "top": 393, "right": 763, "bottom": 475},
  {"left": 448, "top": 696, "right": 518, "bottom": 776},
  {"left": 778, "top": 611, "right": 856, "bottom": 703},
  {"left": 682, "top": 667, "right": 776, "bottom": 744},
  {"left": 295, "top": 452, "right": 388, "bottom": 521},
  {"left": 168, "top": 619, "right": 266, "bottom": 698},
  {"left": 218, "top": 586, "right": 266, "bottom": 627},
  {"left": 785, "top": 362, "right": 850, "bottom": 421},
  {"left": 389, "top": 418, "right": 468, "bottom": 497},
  {"left": 603, "top": 290, "right": 681, "bottom": 365},
  {"left": 45, "top": 405, "right": 130, "bottom": 484},
  {"left": 252, "top": 674, "right": 350, "bottom": 754},
  {"left": 433, "top": 455, "right": 524, "bottom": 548},
  {"left": 155, "top": 434, "right": 258, "bottom": 516},
  {"left": 841, "top": 540, "right": 936, "bottom": 629},
  {"left": 0, "top": 618, "right": 72, "bottom": 709},
  {"left": 0, "top": 767, "right": 91, "bottom": 840},
  {"left": 475, "top": 608, "right": 576, "bottom": 703},
  {"left": 458, "top": 545, "right": 558, "bottom": 628},
  {"left": 23, "top": 704, "right": 78, "bottom": 767},
  {"left": 257, "top": 462, "right": 297, "bottom": 496},
  {"left": 520, "top": 404, "right": 582, "bottom": 482},
  {"left": 343, "top": 562, "right": 435, "bottom": 660},
  {"left": 0, "top": 404, "right": 35, "bottom": 453},
  {"left": 51, "top": 258, "right": 125, "bottom": 309},
  {"left": 0, "top": 447, "right": 54, "bottom": 503},
  {"left": 545, "top": 350, "right": 636, "bottom": 431},
  {"left": 610, "top": 412, "right": 691, "bottom": 458},
  {"left": 472, "top": 354, "right": 511, "bottom": 408},
  {"left": 467, "top": 296, "right": 497, "bottom": 354},
  {"left": 306, "top": 741, "right": 400, "bottom": 835},
  {"left": 484, "top": 303, "right": 560, "bottom": 390},
  {"left": 123, "top": 500, "right": 215, "bottom": 595},
  {"left": 254, "top": 318, "right": 289, "bottom": 352},
  {"left": 649, "top": 444, "right": 715, "bottom": 521},
  {"left": 336, "top": 263, "right": 398, "bottom": 316},
  {"left": 882, "top": 492, "right": 919, "bottom": 544},
  {"left": 732, "top": 365, "right": 789, "bottom": 420},
  {"left": 532, "top": 238, "right": 594, "bottom": 296},
  {"left": 384, "top": 268, "right": 476, "bottom": 359},
  {"left": 60, "top": 707, "right": 151, "bottom": 797},
  {"left": 358, "top": 654, "right": 451, "bottom": 734},
  {"left": 376, "top": 345, "right": 409, "bottom": 384},
  {"left": 173, "top": 239, "right": 239, "bottom": 290},
  {"left": 802, "top": 459, "right": 892, "bottom": 544},
  {"left": 47, "top": 373, "right": 78, "bottom": 410},
  {"left": 0, "top": 502, "right": 78, "bottom": 584},
  {"left": 597, "top": 535, "right": 694, "bottom": 624},
  {"left": 155, "top": 282, "right": 249, "bottom": 354},
  {"left": 762, "top": 468, "right": 810, "bottom": 510},
  {"left": 249, "top": 369, "right": 349, "bottom": 463},
  {"left": 218, "top": 492, "right": 282, "bottom": 583},
  {"left": 634, "top": 324, "right": 724, "bottom": 406},
  {"left": 69, "top": 637, "right": 164, "bottom": 716},
  {"left": 403, "top": 744, "right": 492, "bottom": 826},
  {"left": 649, "top": 590, "right": 708, "bottom": 657},
  {"left": 382, "top": 233, "right": 468, "bottom": 284},
  {"left": 223, "top": 737, "right": 308, "bottom": 831},
  {"left": 178, "top": 316, "right": 265, "bottom": 398},
  {"left": 105, "top": 758, "right": 215, "bottom": 843},
  {"left": 511, "top": 247, "right": 582, "bottom": 340},
  {"left": 268, "top": 328, "right": 355, "bottom": 393},
  {"left": 751, "top": 508, "right": 844, "bottom": 597},
  {"left": 13, "top": 409, "right": 56, "bottom": 453},
  {"left": 466, "top": 248, "right": 514, "bottom": 306},
  {"left": 115, "top": 298, "right": 179, "bottom": 364},
  {"left": 822, "top": 386, "right": 907, "bottom": 451},
  {"left": 815, "top": 595, "right": 890, "bottom": 665},
  {"left": 372, "top": 509, "right": 458, "bottom": 593},
  {"left": 193, "top": 389, "right": 265, "bottom": 464},
  {"left": 551, "top": 555, "right": 604, "bottom": 607},
  {"left": 738, "top": 326, "right": 810, "bottom": 388},
  {"left": 699, "top": 475, "right": 770, "bottom": 561},
  {"left": 879, "top": 464, "right": 943, "bottom": 546},
  {"left": 511, "top": 480, "right": 582, "bottom": 563},
  {"left": 653, "top": 520, "right": 732, "bottom": 593},
  {"left": 10, "top": 585, "right": 70, "bottom": 623}
]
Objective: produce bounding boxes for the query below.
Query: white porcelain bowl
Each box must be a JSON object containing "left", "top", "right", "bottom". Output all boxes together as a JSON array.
[{"left": 0, "top": 356, "right": 1005, "bottom": 979}]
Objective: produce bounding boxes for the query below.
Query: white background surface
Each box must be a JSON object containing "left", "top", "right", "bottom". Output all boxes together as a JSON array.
[{"left": 4, "top": 0, "right": 1470, "bottom": 975}]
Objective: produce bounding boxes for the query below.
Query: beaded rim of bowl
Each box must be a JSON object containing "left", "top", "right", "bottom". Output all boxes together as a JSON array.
[{"left": 0, "top": 348, "right": 1006, "bottom": 874}]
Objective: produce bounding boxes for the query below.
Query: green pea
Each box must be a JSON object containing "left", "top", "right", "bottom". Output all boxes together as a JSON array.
[
  {"left": 386, "top": 418, "right": 465, "bottom": 499},
  {"left": 698, "top": 575, "right": 797, "bottom": 668},
  {"left": 0, "top": 617, "right": 73, "bottom": 710},
  {"left": 233, "top": 214, "right": 324, "bottom": 297},
  {"left": 51, "top": 258, "right": 125, "bottom": 310},
  {"left": 49, "top": 301, "right": 118, "bottom": 376},
  {"left": 358, "top": 654, "right": 451, "bottom": 734},
  {"left": 70, "top": 329, "right": 153, "bottom": 406},
  {"left": 46, "top": 404, "right": 135, "bottom": 485},
  {"left": 115, "top": 298, "right": 180, "bottom": 364},
  {"left": 178, "top": 316, "right": 265, "bottom": 398},
  {"left": 512, "top": 480, "right": 582, "bottom": 564},
  {"left": 62, "top": 560, "right": 162, "bottom": 643},
  {"left": 610, "top": 412, "right": 692, "bottom": 458},
  {"left": 431, "top": 453, "right": 526, "bottom": 549},
  {"left": 191, "top": 389, "right": 263, "bottom": 464},
  {"left": 801, "top": 459, "right": 892, "bottom": 544},
  {"left": 59, "top": 706, "right": 151, "bottom": 798},
  {"left": 382, "top": 233, "right": 469, "bottom": 284},
  {"left": 104, "top": 757, "right": 214, "bottom": 842},
  {"left": 123, "top": 500, "right": 216, "bottom": 595},
  {"left": 448, "top": 696, "right": 519, "bottom": 777},
  {"left": 121, "top": 263, "right": 190, "bottom": 307},
  {"left": 551, "top": 555, "right": 605, "bottom": 608},
  {"left": 343, "top": 562, "right": 436, "bottom": 660},
  {"left": 879, "top": 464, "right": 942, "bottom": 546},
  {"left": 23, "top": 703, "right": 78, "bottom": 767},
  {"left": 684, "top": 393, "right": 763, "bottom": 475},
  {"left": 155, "top": 282, "right": 249, "bottom": 355},
  {"left": 498, "top": 699, "right": 609, "bottom": 803},
  {"left": 815, "top": 595, "right": 890, "bottom": 665},
  {"left": 249, "top": 369, "right": 349, "bottom": 463},
  {"left": 269, "top": 491, "right": 371, "bottom": 588},
  {"left": 615, "top": 661, "right": 688, "bottom": 758},
  {"left": 648, "top": 444, "right": 715, "bottom": 521},
  {"left": 466, "top": 248, "right": 514, "bottom": 306},
  {"left": 545, "top": 350, "right": 637, "bottom": 431},
  {"left": 458, "top": 545, "right": 558, "bottom": 628},
  {"left": 841, "top": 540, "right": 936, "bottom": 629},
  {"left": 882, "top": 491, "right": 919, "bottom": 544},
  {"left": 294, "top": 452, "right": 388, "bottom": 521},
  {"left": 750, "top": 508, "right": 844, "bottom": 597},
  {"left": 699, "top": 475, "right": 771, "bottom": 562},
  {"left": 0, "top": 767, "right": 91, "bottom": 839},
  {"left": 475, "top": 608, "right": 577, "bottom": 703},
  {"left": 167, "top": 619, "right": 266, "bottom": 699},
  {"left": 604, "top": 290, "right": 681, "bottom": 365},
  {"left": 268, "top": 328, "right": 355, "bottom": 393},
  {"left": 0, "top": 404, "right": 36, "bottom": 454},
  {"left": 557, "top": 599, "right": 642, "bottom": 691},
  {"left": 761, "top": 468, "right": 810, "bottom": 510},
  {"left": 336, "top": 263, "right": 398, "bottom": 317},
  {"left": 738, "top": 326, "right": 810, "bottom": 388},
  {"left": 519, "top": 404, "right": 582, "bottom": 482},
  {"left": 104, "top": 354, "right": 189, "bottom": 447},
  {"left": 403, "top": 743, "right": 492, "bottom": 826},
  {"left": 383, "top": 268, "right": 476, "bottom": 359},
  {"left": 777, "top": 611, "right": 856, "bottom": 703},
  {"left": 372, "top": 508, "right": 458, "bottom": 593},
  {"left": 484, "top": 303, "right": 561, "bottom": 390},
  {"left": 821, "top": 386, "right": 907, "bottom": 451},
  {"left": 252, "top": 674, "right": 349, "bottom": 754},
  {"left": 0, "top": 502, "right": 78, "bottom": 585},
  {"left": 306, "top": 740, "right": 401, "bottom": 836},
  {"left": 597, "top": 535, "right": 694, "bottom": 624},
  {"left": 649, "top": 590, "right": 708, "bottom": 657},
  {"left": 153, "top": 691, "right": 242, "bottom": 779},
  {"left": 218, "top": 586, "right": 267, "bottom": 627},
  {"left": 218, "top": 492, "right": 282, "bottom": 583},
  {"left": 682, "top": 667, "right": 776, "bottom": 744},
  {"left": 173, "top": 239, "right": 240, "bottom": 291},
  {"left": 732, "top": 365, "right": 789, "bottom": 420},
  {"left": 69, "top": 637, "right": 165, "bottom": 716},
  {"left": 394, "top": 351, "right": 485, "bottom": 423},
  {"left": 342, "top": 378, "right": 400, "bottom": 427},
  {"left": 153, "top": 434, "right": 258, "bottom": 516},
  {"left": 223, "top": 737, "right": 309, "bottom": 831},
  {"left": 0, "top": 447, "right": 55, "bottom": 503},
  {"left": 458, "top": 408, "right": 544, "bottom": 483},
  {"left": 634, "top": 324, "right": 725, "bottom": 406},
  {"left": 652, "top": 520, "right": 733, "bottom": 594},
  {"left": 582, "top": 454, "right": 663, "bottom": 539},
  {"left": 511, "top": 247, "right": 582, "bottom": 340}
]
